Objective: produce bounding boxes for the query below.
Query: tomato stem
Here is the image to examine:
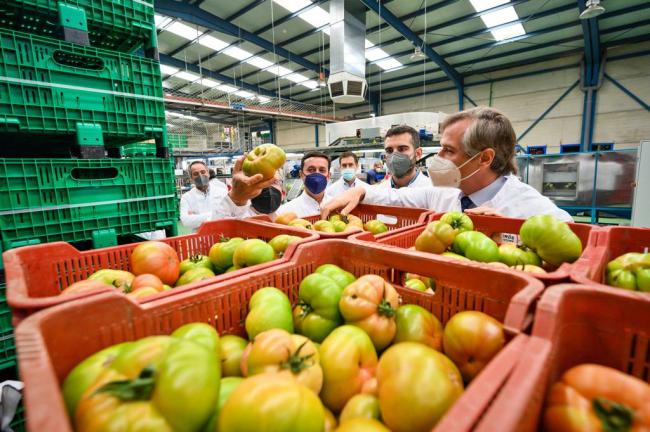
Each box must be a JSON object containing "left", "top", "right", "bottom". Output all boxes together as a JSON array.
[
  {"left": 378, "top": 298, "right": 395, "bottom": 317},
  {"left": 297, "top": 301, "right": 313, "bottom": 319},
  {"left": 94, "top": 366, "right": 156, "bottom": 401},
  {"left": 593, "top": 397, "right": 634, "bottom": 432},
  {"left": 280, "top": 341, "right": 315, "bottom": 374}
]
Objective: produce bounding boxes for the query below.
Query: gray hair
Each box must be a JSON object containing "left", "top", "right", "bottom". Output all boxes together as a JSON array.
[{"left": 441, "top": 107, "right": 517, "bottom": 175}]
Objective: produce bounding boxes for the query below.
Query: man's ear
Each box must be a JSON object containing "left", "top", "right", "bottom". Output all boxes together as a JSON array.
[
  {"left": 480, "top": 148, "right": 496, "bottom": 167},
  {"left": 415, "top": 147, "right": 423, "bottom": 159}
]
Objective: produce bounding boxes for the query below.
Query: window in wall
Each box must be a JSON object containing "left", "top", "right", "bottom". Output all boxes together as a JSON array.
[
  {"left": 527, "top": 145, "right": 547, "bottom": 155},
  {"left": 560, "top": 144, "right": 581, "bottom": 153},
  {"left": 591, "top": 143, "right": 614, "bottom": 151}
]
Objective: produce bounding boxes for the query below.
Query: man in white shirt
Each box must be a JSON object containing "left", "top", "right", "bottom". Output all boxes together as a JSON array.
[
  {"left": 214, "top": 151, "right": 332, "bottom": 219},
  {"left": 325, "top": 151, "right": 369, "bottom": 200},
  {"left": 180, "top": 161, "right": 227, "bottom": 231},
  {"left": 321, "top": 107, "right": 572, "bottom": 222},
  {"left": 373, "top": 124, "right": 431, "bottom": 190}
]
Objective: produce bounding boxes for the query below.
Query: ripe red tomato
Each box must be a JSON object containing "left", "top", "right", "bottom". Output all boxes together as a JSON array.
[
  {"left": 130, "top": 274, "right": 164, "bottom": 292},
  {"left": 130, "top": 241, "right": 180, "bottom": 285}
]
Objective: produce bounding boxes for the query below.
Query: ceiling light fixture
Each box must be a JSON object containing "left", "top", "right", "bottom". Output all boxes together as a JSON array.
[
  {"left": 410, "top": 46, "right": 426, "bottom": 60},
  {"left": 318, "top": 72, "right": 327, "bottom": 87},
  {"left": 579, "top": 0, "right": 605, "bottom": 19}
]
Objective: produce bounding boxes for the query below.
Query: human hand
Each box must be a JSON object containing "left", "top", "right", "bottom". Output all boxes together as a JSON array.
[
  {"left": 464, "top": 206, "right": 503, "bottom": 217},
  {"left": 229, "top": 155, "right": 277, "bottom": 206},
  {"left": 320, "top": 187, "right": 366, "bottom": 219}
]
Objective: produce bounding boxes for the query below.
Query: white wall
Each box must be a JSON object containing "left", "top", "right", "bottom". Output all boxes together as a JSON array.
[
  {"left": 378, "top": 43, "right": 650, "bottom": 153},
  {"left": 275, "top": 121, "right": 326, "bottom": 150}
]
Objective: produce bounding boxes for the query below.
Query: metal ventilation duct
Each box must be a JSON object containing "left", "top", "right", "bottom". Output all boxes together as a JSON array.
[{"left": 328, "top": 0, "right": 367, "bottom": 104}]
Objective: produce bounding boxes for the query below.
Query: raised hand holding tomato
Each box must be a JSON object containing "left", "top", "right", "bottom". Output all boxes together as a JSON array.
[{"left": 242, "top": 144, "right": 286, "bottom": 180}]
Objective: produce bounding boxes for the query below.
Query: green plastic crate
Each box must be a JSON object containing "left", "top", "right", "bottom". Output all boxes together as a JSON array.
[
  {"left": 0, "top": 0, "right": 156, "bottom": 54},
  {"left": 168, "top": 134, "right": 188, "bottom": 148},
  {"left": 0, "top": 28, "right": 166, "bottom": 150},
  {"left": 0, "top": 284, "right": 16, "bottom": 371},
  {"left": 0, "top": 158, "right": 178, "bottom": 264},
  {"left": 119, "top": 142, "right": 156, "bottom": 157}
]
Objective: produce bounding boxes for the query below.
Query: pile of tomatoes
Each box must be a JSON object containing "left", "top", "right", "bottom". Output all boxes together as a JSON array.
[
  {"left": 62, "top": 265, "right": 508, "bottom": 431},
  {"left": 275, "top": 212, "right": 389, "bottom": 235},
  {"left": 60, "top": 235, "right": 301, "bottom": 299}
]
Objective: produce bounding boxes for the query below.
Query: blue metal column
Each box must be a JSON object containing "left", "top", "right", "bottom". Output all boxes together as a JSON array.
[
  {"left": 578, "top": 0, "right": 603, "bottom": 152},
  {"left": 265, "top": 119, "right": 275, "bottom": 144},
  {"left": 314, "top": 125, "right": 319, "bottom": 148},
  {"left": 458, "top": 87, "right": 464, "bottom": 111}
]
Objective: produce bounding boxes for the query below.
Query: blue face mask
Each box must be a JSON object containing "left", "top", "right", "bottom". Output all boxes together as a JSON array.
[
  {"left": 304, "top": 173, "right": 328, "bottom": 194},
  {"left": 341, "top": 168, "right": 356, "bottom": 182}
]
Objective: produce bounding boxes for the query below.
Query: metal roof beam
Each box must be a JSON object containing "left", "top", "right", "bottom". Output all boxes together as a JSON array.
[
  {"left": 156, "top": 0, "right": 322, "bottom": 74},
  {"left": 160, "top": 53, "right": 278, "bottom": 98}
]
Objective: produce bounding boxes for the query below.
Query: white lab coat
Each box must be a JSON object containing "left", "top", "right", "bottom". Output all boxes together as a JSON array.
[
  {"left": 325, "top": 177, "right": 369, "bottom": 201},
  {"left": 363, "top": 174, "right": 573, "bottom": 222},
  {"left": 211, "top": 191, "right": 326, "bottom": 220},
  {"left": 180, "top": 180, "right": 228, "bottom": 231},
  {"left": 370, "top": 170, "right": 432, "bottom": 190}
]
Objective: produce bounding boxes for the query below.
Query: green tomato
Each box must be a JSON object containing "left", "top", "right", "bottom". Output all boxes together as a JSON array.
[
  {"left": 204, "top": 377, "right": 244, "bottom": 432},
  {"left": 364, "top": 220, "right": 389, "bottom": 235},
  {"left": 520, "top": 215, "right": 582, "bottom": 266},
  {"left": 607, "top": 269, "right": 637, "bottom": 290},
  {"left": 313, "top": 220, "right": 337, "bottom": 233},
  {"left": 242, "top": 144, "right": 287, "bottom": 180},
  {"left": 332, "top": 221, "right": 347, "bottom": 232},
  {"left": 439, "top": 211, "right": 474, "bottom": 234},
  {"left": 636, "top": 268, "right": 650, "bottom": 292},
  {"left": 175, "top": 266, "right": 215, "bottom": 287},
  {"left": 451, "top": 231, "right": 500, "bottom": 263},
  {"left": 70, "top": 323, "right": 221, "bottom": 432},
  {"left": 315, "top": 264, "right": 356, "bottom": 289},
  {"left": 498, "top": 244, "right": 542, "bottom": 267},
  {"left": 232, "top": 239, "right": 276, "bottom": 268},
  {"left": 339, "top": 394, "right": 382, "bottom": 423},
  {"left": 607, "top": 252, "right": 650, "bottom": 273},
  {"left": 404, "top": 278, "right": 427, "bottom": 292},
  {"left": 218, "top": 374, "right": 324, "bottom": 432},
  {"left": 441, "top": 251, "right": 470, "bottom": 261},
  {"left": 393, "top": 305, "right": 443, "bottom": 351},
  {"left": 225, "top": 266, "right": 240, "bottom": 273},
  {"left": 179, "top": 255, "right": 214, "bottom": 275},
  {"left": 293, "top": 273, "right": 344, "bottom": 343},
  {"left": 268, "top": 234, "right": 301, "bottom": 257},
  {"left": 209, "top": 237, "right": 244, "bottom": 272},
  {"left": 219, "top": 335, "right": 248, "bottom": 377},
  {"left": 245, "top": 287, "right": 294, "bottom": 339}
]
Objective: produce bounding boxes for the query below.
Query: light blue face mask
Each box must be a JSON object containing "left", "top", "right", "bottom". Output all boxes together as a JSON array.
[{"left": 341, "top": 168, "right": 356, "bottom": 181}]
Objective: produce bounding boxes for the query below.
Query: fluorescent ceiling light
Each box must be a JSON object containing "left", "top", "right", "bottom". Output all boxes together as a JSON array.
[
  {"left": 480, "top": 6, "right": 518, "bottom": 27},
  {"left": 155, "top": 14, "right": 172, "bottom": 29},
  {"left": 166, "top": 123, "right": 176, "bottom": 128},
  {"left": 167, "top": 111, "right": 185, "bottom": 118},
  {"left": 166, "top": 21, "right": 199, "bottom": 40},
  {"left": 199, "top": 78, "right": 220, "bottom": 88},
  {"left": 300, "top": 80, "right": 319, "bottom": 89},
  {"left": 375, "top": 58, "right": 403, "bottom": 70},
  {"left": 223, "top": 46, "right": 253, "bottom": 60},
  {"left": 286, "top": 73, "right": 309, "bottom": 83},
  {"left": 246, "top": 56, "right": 274, "bottom": 69},
  {"left": 198, "top": 35, "right": 229, "bottom": 51},
  {"left": 258, "top": 96, "right": 271, "bottom": 103},
  {"left": 217, "top": 84, "right": 238, "bottom": 93},
  {"left": 299, "top": 7, "right": 330, "bottom": 28},
  {"left": 159, "top": 64, "right": 179, "bottom": 76},
  {"left": 274, "top": 0, "right": 311, "bottom": 13},
  {"left": 185, "top": 116, "right": 199, "bottom": 121},
  {"left": 175, "top": 71, "right": 201, "bottom": 82},
  {"left": 366, "top": 47, "right": 389, "bottom": 61},
  {"left": 491, "top": 23, "right": 526, "bottom": 41},
  {"left": 235, "top": 90, "right": 255, "bottom": 99},
  {"left": 322, "top": 26, "right": 331, "bottom": 35},
  {"left": 365, "top": 39, "right": 374, "bottom": 49},
  {"left": 469, "top": 0, "right": 509, "bottom": 13},
  {"left": 265, "top": 65, "right": 293, "bottom": 76}
]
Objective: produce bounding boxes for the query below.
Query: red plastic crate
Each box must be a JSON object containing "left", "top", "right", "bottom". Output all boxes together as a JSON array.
[
  {"left": 3, "top": 218, "right": 318, "bottom": 322},
  {"left": 571, "top": 226, "right": 650, "bottom": 286},
  {"left": 475, "top": 284, "right": 650, "bottom": 432},
  {"left": 15, "top": 239, "right": 544, "bottom": 432},
  {"left": 261, "top": 203, "right": 434, "bottom": 239},
  {"left": 354, "top": 213, "right": 596, "bottom": 286}
]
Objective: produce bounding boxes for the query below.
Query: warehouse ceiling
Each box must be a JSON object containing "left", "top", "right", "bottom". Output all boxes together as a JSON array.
[{"left": 155, "top": 0, "right": 650, "bottom": 120}]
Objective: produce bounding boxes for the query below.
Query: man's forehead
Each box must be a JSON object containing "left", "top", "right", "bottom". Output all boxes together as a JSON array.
[
  {"left": 384, "top": 133, "right": 413, "bottom": 148},
  {"left": 340, "top": 156, "right": 356, "bottom": 164},
  {"left": 304, "top": 157, "right": 328, "bottom": 167},
  {"left": 190, "top": 163, "right": 207, "bottom": 171}
]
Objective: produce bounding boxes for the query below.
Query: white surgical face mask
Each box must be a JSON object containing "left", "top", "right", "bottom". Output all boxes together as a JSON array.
[{"left": 427, "top": 152, "right": 481, "bottom": 188}]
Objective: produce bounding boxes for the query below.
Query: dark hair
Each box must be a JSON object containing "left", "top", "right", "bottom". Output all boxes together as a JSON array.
[
  {"left": 208, "top": 168, "right": 216, "bottom": 179},
  {"left": 338, "top": 151, "right": 358, "bottom": 165},
  {"left": 301, "top": 151, "right": 331, "bottom": 171},
  {"left": 385, "top": 125, "right": 420, "bottom": 149},
  {"left": 188, "top": 160, "right": 207, "bottom": 172}
]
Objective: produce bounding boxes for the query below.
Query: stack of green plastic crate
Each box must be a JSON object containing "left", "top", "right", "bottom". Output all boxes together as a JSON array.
[{"left": 0, "top": 3, "right": 177, "bottom": 423}]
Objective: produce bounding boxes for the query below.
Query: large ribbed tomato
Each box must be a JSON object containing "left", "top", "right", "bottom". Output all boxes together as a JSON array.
[{"left": 130, "top": 241, "right": 180, "bottom": 285}]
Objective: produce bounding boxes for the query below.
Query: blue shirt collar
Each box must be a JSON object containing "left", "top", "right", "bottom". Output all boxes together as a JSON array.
[
  {"left": 465, "top": 176, "right": 507, "bottom": 206},
  {"left": 390, "top": 171, "right": 420, "bottom": 189}
]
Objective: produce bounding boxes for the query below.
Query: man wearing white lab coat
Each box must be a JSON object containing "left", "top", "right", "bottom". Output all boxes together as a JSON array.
[
  {"left": 321, "top": 107, "right": 572, "bottom": 222},
  {"left": 372, "top": 125, "right": 432, "bottom": 190},
  {"left": 214, "top": 151, "right": 332, "bottom": 219},
  {"left": 180, "top": 161, "right": 227, "bottom": 231},
  {"left": 325, "top": 151, "right": 369, "bottom": 201}
]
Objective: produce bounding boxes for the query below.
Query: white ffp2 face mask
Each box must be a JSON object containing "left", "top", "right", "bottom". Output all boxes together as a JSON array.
[{"left": 426, "top": 153, "right": 481, "bottom": 188}]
